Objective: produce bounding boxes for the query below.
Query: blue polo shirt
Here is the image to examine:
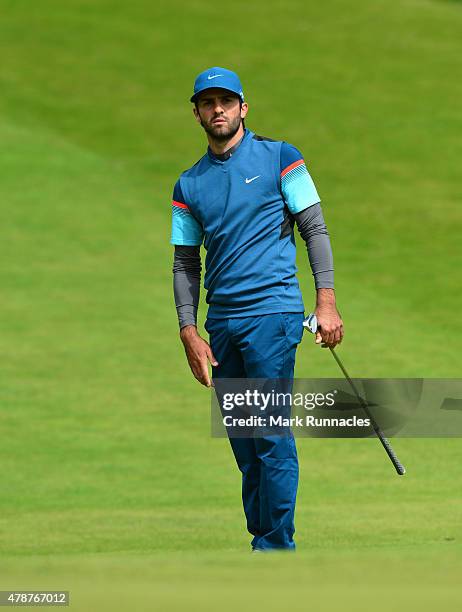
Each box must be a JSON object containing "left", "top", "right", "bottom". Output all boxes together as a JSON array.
[{"left": 170, "top": 128, "right": 321, "bottom": 318}]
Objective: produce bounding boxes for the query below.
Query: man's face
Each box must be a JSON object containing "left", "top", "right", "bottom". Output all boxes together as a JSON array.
[{"left": 193, "top": 88, "right": 248, "bottom": 141}]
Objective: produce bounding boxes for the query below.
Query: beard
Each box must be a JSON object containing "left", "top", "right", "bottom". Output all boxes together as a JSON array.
[{"left": 200, "top": 113, "right": 242, "bottom": 141}]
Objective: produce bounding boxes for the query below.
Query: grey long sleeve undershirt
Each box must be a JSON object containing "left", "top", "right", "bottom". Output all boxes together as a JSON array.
[
  {"left": 295, "top": 203, "right": 334, "bottom": 289},
  {"left": 173, "top": 245, "right": 202, "bottom": 329},
  {"left": 172, "top": 202, "right": 334, "bottom": 329}
]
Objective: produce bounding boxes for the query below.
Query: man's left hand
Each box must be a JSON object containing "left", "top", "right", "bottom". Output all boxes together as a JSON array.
[{"left": 315, "top": 297, "right": 344, "bottom": 349}]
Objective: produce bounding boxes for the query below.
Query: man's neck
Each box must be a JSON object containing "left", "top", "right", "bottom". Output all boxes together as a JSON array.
[{"left": 207, "top": 125, "right": 245, "bottom": 156}]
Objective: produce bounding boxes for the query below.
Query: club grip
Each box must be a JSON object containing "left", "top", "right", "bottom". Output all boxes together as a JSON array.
[{"left": 377, "top": 432, "right": 406, "bottom": 475}]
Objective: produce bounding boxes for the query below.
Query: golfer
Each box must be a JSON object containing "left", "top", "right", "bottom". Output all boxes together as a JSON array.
[{"left": 171, "top": 67, "right": 343, "bottom": 551}]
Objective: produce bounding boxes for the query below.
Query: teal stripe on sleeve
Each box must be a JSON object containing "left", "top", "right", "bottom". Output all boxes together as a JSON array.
[
  {"left": 170, "top": 205, "right": 204, "bottom": 246},
  {"left": 281, "top": 163, "right": 320, "bottom": 214}
]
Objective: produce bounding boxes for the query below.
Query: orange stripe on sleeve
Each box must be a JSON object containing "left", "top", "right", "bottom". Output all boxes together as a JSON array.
[
  {"left": 172, "top": 200, "right": 189, "bottom": 210},
  {"left": 280, "top": 159, "right": 305, "bottom": 178}
]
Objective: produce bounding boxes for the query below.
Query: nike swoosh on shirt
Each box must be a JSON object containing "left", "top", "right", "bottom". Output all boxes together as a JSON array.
[
  {"left": 207, "top": 74, "right": 223, "bottom": 80},
  {"left": 245, "top": 175, "right": 260, "bottom": 184}
]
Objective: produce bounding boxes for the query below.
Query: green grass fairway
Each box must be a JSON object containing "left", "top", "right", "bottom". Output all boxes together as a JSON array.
[{"left": 1, "top": 0, "right": 461, "bottom": 609}]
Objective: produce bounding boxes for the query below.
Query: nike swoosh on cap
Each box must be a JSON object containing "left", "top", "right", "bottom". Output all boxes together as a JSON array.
[{"left": 207, "top": 74, "right": 223, "bottom": 80}]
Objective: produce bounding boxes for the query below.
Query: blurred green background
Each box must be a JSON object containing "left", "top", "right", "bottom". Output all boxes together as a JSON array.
[{"left": 1, "top": 0, "right": 461, "bottom": 609}]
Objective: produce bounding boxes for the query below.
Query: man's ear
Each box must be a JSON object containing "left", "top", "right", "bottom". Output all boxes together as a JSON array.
[
  {"left": 240, "top": 102, "right": 249, "bottom": 119},
  {"left": 193, "top": 106, "right": 202, "bottom": 125}
]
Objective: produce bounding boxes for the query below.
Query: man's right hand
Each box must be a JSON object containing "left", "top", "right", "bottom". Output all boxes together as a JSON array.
[{"left": 180, "top": 325, "right": 218, "bottom": 388}]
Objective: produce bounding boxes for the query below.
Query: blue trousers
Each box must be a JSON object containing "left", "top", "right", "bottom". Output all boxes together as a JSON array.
[{"left": 205, "top": 312, "right": 304, "bottom": 550}]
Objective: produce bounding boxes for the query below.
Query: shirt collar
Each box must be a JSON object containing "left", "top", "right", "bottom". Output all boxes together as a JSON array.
[{"left": 207, "top": 129, "right": 247, "bottom": 162}]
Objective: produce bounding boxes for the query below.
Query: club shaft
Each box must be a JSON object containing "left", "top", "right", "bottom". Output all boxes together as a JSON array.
[{"left": 329, "top": 348, "right": 406, "bottom": 475}]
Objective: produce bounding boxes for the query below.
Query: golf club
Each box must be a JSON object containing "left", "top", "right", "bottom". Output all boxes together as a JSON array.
[{"left": 303, "top": 313, "right": 406, "bottom": 475}]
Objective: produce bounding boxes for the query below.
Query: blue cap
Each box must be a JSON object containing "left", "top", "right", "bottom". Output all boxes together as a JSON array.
[{"left": 190, "top": 67, "right": 244, "bottom": 103}]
